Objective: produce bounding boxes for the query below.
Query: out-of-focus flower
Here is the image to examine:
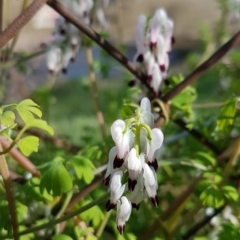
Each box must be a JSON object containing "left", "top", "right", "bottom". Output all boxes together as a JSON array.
[
  {"left": 134, "top": 9, "right": 174, "bottom": 95},
  {"left": 44, "top": 0, "right": 110, "bottom": 75}
]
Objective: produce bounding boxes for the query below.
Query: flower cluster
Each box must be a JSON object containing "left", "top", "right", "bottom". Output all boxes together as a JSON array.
[
  {"left": 45, "top": 0, "right": 109, "bottom": 74},
  {"left": 134, "top": 9, "right": 174, "bottom": 95},
  {"left": 104, "top": 98, "right": 164, "bottom": 234}
]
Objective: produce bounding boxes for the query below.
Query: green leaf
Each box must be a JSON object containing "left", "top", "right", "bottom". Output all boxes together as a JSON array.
[
  {"left": 40, "top": 160, "right": 72, "bottom": 196},
  {"left": 16, "top": 99, "right": 42, "bottom": 123},
  {"left": 0, "top": 110, "right": 15, "bottom": 126},
  {"left": 81, "top": 204, "right": 103, "bottom": 227},
  {"left": 17, "top": 136, "right": 39, "bottom": 156},
  {"left": 25, "top": 118, "right": 54, "bottom": 135},
  {"left": 52, "top": 234, "right": 73, "bottom": 240},
  {"left": 70, "top": 155, "right": 95, "bottom": 184},
  {"left": 217, "top": 98, "right": 239, "bottom": 130},
  {"left": 200, "top": 185, "right": 225, "bottom": 208},
  {"left": 222, "top": 185, "right": 239, "bottom": 202},
  {"left": 218, "top": 223, "right": 240, "bottom": 240},
  {"left": 195, "top": 152, "right": 216, "bottom": 167}
]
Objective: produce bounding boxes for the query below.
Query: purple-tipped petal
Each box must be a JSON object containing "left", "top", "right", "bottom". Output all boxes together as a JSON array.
[
  {"left": 136, "top": 54, "right": 144, "bottom": 63},
  {"left": 106, "top": 199, "right": 116, "bottom": 211},
  {"left": 103, "top": 175, "right": 111, "bottom": 186},
  {"left": 148, "top": 159, "right": 158, "bottom": 172},
  {"left": 117, "top": 224, "right": 125, "bottom": 235},
  {"left": 132, "top": 203, "right": 140, "bottom": 210},
  {"left": 149, "top": 195, "right": 159, "bottom": 207},
  {"left": 128, "top": 179, "right": 137, "bottom": 191},
  {"left": 113, "top": 156, "right": 124, "bottom": 169}
]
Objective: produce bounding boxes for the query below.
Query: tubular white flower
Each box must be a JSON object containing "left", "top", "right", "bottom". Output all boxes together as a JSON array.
[
  {"left": 146, "top": 128, "right": 164, "bottom": 171},
  {"left": 129, "top": 175, "right": 147, "bottom": 210},
  {"left": 47, "top": 47, "right": 62, "bottom": 74},
  {"left": 140, "top": 97, "right": 154, "bottom": 128},
  {"left": 151, "top": 63, "right": 162, "bottom": 95},
  {"left": 104, "top": 146, "right": 117, "bottom": 185},
  {"left": 143, "top": 163, "right": 158, "bottom": 207},
  {"left": 111, "top": 120, "right": 134, "bottom": 168},
  {"left": 106, "top": 170, "right": 126, "bottom": 211},
  {"left": 127, "top": 149, "right": 143, "bottom": 191},
  {"left": 117, "top": 196, "right": 132, "bottom": 235}
]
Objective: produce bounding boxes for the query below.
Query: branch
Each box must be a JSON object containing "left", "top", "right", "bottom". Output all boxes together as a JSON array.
[
  {"left": 162, "top": 30, "right": 240, "bottom": 102},
  {"left": 22, "top": 127, "right": 81, "bottom": 154},
  {"left": 0, "top": 0, "right": 48, "bottom": 49},
  {"left": 47, "top": 0, "right": 152, "bottom": 92},
  {"left": 181, "top": 207, "right": 224, "bottom": 239},
  {"left": 174, "top": 119, "right": 221, "bottom": 155}
]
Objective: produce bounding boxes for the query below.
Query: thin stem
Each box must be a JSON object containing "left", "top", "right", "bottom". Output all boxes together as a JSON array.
[
  {"left": 0, "top": 144, "right": 19, "bottom": 240},
  {"left": 85, "top": 47, "right": 106, "bottom": 140},
  {"left": 162, "top": 30, "right": 240, "bottom": 102},
  {"left": 181, "top": 207, "right": 224, "bottom": 239},
  {"left": 0, "top": 0, "right": 49, "bottom": 49},
  {"left": 96, "top": 211, "right": 112, "bottom": 238},
  {"left": 192, "top": 102, "right": 224, "bottom": 108},
  {"left": 55, "top": 191, "right": 73, "bottom": 234},
  {"left": 18, "top": 192, "right": 109, "bottom": 236},
  {"left": 171, "top": 202, "right": 202, "bottom": 235}
]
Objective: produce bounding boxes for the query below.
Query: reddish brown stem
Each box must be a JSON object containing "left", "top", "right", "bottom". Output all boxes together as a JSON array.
[{"left": 0, "top": 0, "right": 48, "bottom": 49}]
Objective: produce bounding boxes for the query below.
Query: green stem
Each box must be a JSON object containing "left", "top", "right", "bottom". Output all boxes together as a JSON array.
[
  {"left": 0, "top": 125, "right": 27, "bottom": 154},
  {"left": 85, "top": 47, "right": 106, "bottom": 140},
  {"left": 96, "top": 210, "right": 112, "bottom": 238},
  {"left": 18, "top": 192, "right": 109, "bottom": 236},
  {"left": 55, "top": 191, "right": 73, "bottom": 234}
]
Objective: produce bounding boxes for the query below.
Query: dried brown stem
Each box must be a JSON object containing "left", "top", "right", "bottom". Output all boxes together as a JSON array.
[{"left": 0, "top": 0, "right": 48, "bottom": 49}]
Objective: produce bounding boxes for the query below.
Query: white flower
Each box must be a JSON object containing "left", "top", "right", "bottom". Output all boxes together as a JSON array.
[
  {"left": 146, "top": 128, "right": 164, "bottom": 171},
  {"left": 111, "top": 120, "right": 134, "bottom": 168},
  {"left": 116, "top": 196, "right": 132, "bottom": 235},
  {"left": 127, "top": 149, "right": 143, "bottom": 191},
  {"left": 151, "top": 63, "right": 162, "bottom": 95},
  {"left": 143, "top": 163, "right": 158, "bottom": 207},
  {"left": 47, "top": 47, "right": 62, "bottom": 74},
  {"left": 140, "top": 97, "right": 154, "bottom": 128},
  {"left": 106, "top": 170, "right": 126, "bottom": 211},
  {"left": 129, "top": 176, "right": 147, "bottom": 210}
]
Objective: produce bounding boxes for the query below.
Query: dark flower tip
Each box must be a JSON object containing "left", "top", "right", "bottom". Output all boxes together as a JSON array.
[
  {"left": 128, "top": 178, "right": 137, "bottom": 191},
  {"left": 150, "top": 195, "right": 159, "bottom": 207},
  {"left": 132, "top": 203, "right": 140, "bottom": 210},
  {"left": 149, "top": 42, "right": 157, "bottom": 51},
  {"left": 60, "top": 28, "right": 66, "bottom": 35},
  {"left": 103, "top": 175, "right": 111, "bottom": 186},
  {"left": 128, "top": 80, "right": 136, "bottom": 87},
  {"left": 148, "top": 159, "right": 158, "bottom": 172},
  {"left": 117, "top": 224, "right": 125, "bottom": 235},
  {"left": 146, "top": 75, "right": 152, "bottom": 84},
  {"left": 106, "top": 199, "right": 116, "bottom": 211},
  {"left": 160, "top": 64, "right": 166, "bottom": 72},
  {"left": 62, "top": 68, "right": 67, "bottom": 74},
  {"left": 171, "top": 36, "right": 175, "bottom": 45},
  {"left": 48, "top": 69, "right": 54, "bottom": 75},
  {"left": 70, "top": 57, "right": 75, "bottom": 62},
  {"left": 113, "top": 156, "right": 124, "bottom": 169},
  {"left": 136, "top": 54, "right": 144, "bottom": 63}
]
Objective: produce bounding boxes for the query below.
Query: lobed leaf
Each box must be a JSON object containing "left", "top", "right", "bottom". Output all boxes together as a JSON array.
[{"left": 17, "top": 136, "right": 39, "bottom": 156}]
